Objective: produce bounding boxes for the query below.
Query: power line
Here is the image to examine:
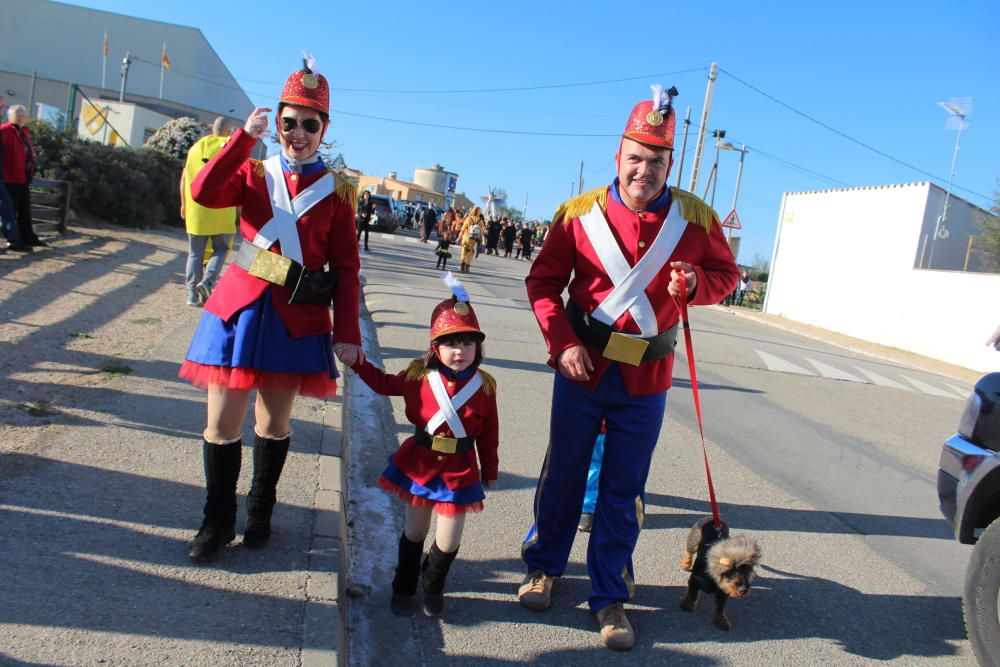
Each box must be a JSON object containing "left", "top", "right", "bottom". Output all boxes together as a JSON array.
[
  {"left": 718, "top": 68, "right": 988, "bottom": 201},
  {"left": 333, "top": 68, "right": 708, "bottom": 94},
  {"left": 330, "top": 109, "right": 619, "bottom": 137}
]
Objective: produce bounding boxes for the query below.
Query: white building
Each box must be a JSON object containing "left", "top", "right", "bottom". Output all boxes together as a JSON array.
[
  {"left": 0, "top": 0, "right": 253, "bottom": 131},
  {"left": 764, "top": 182, "right": 998, "bottom": 372}
]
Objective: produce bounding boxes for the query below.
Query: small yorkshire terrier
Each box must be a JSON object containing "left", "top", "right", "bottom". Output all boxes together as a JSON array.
[{"left": 679, "top": 516, "right": 761, "bottom": 631}]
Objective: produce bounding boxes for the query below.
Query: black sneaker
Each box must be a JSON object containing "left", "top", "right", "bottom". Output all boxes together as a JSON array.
[
  {"left": 6, "top": 242, "right": 32, "bottom": 252},
  {"left": 390, "top": 591, "right": 417, "bottom": 616}
]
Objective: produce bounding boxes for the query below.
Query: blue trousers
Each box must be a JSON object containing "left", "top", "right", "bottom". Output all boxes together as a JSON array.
[
  {"left": 522, "top": 364, "right": 667, "bottom": 612},
  {"left": 0, "top": 183, "right": 19, "bottom": 243}
]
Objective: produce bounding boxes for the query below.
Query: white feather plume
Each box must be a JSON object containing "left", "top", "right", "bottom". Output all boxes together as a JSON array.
[
  {"left": 441, "top": 271, "right": 470, "bottom": 303},
  {"left": 650, "top": 84, "right": 664, "bottom": 109},
  {"left": 302, "top": 50, "right": 316, "bottom": 73}
]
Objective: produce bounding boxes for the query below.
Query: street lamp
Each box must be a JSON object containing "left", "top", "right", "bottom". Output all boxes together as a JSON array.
[
  {"left": 715, "top": 139, "right": 749, "bottom": 238},
  {"left": 928, "top": 97, "right": 972, "bottom": 268},
  {"left": 704, "top": 129, "right": 726, "bottom": 206}
]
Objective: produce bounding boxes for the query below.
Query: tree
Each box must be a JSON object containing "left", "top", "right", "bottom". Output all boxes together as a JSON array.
[
  {"left": 497, "top": 205, "right": 524, "bottom": 221},
  {"left": 750, "top": 252, "right": 771, "bottom": 272},
  {"left": 973, "top": 180, "right": 1000, "bottom": 273}
]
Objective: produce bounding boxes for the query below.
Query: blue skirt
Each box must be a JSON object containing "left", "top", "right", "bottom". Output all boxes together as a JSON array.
[
  {"left": 180, "top": 289, "right": 339, "bottom": 396},
  {"left": 379, "top": 454, "right": 486, "bottom": 514}
]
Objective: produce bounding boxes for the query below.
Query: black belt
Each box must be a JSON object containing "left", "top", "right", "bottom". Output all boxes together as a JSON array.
[
  {"left": 413, "top": 427, "right": 476, "bottom": 454},
  {"left": 566, "top": 301, "right": 678, "bottom": 363}
]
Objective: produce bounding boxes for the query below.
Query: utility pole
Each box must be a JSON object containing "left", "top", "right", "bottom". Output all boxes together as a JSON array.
[
  {"left": 675, "top": 106, "right": 692, "bottom": 189},
  {"left": 578, "top": 160, "right": 584, "bottom": 196},
  {"left": 688, "top": 61, "right": 718, "bottom": 196},
  {"left": 119, "top": 51, "right": 132, "bottom": 103}
]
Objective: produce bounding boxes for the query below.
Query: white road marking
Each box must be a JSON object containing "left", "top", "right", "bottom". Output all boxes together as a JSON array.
[
  {"left": 805, "top": 358, "right": 865, "bottom": 382},
  {"left": 854, "top": 367, "right": 914, "bottom": 391},
  {"left": 945, "top": 383, "right": 972, "bottom": 400},
  {"left": 901, "top": 375, "right": 961, "bottom": 399},
  {"left": 755, "top": 350, "right": 815, "bottom": 375}
]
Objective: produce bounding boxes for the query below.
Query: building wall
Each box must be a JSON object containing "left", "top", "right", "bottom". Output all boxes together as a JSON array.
[
  {"left": 1, "top": 0, "right": 252, "bottom": 126},
  {"left": 765, "top": 183, "right": 998, "bottom": 372},
  {"left": 77, "top": 99, "right": 172, "bottom": 147},
  {"left": 357, "top": 175, "right": 445, "bottom": 207}
]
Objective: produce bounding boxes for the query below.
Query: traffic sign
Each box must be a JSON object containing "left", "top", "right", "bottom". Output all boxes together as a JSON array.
[{"left": 721, "top": 209, "right": 742, "bottom": 230}]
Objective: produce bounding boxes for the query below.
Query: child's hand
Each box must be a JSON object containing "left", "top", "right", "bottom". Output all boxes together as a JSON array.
[{"left": 482, "top": 479, "right": 497, "bottom": 491}]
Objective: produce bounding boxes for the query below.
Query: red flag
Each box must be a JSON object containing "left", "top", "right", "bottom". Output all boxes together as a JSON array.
[
  {"left": 161, "top": 44, "right": 171, "bottom": 70},
  {"left": 103, "top": 32, "right": 109, "bottom": 57}
]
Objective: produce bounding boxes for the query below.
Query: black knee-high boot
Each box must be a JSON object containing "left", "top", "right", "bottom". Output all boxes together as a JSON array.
[
  {"left": 391, "top": 533, "right": 426, "bottom": 616},
  {"left": 189, "top": 439, "right": 242, "bottom": 562},
  {"left": 243, "top": 434, "right": 290, "bottom": 548},
  {"left": 421, "top": 542, "right": 459, "bottom": 616}
]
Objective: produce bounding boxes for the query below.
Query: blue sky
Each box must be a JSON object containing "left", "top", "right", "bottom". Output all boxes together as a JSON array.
[{"left": 74, "top": 0, "right": 999, "bottom": 266}]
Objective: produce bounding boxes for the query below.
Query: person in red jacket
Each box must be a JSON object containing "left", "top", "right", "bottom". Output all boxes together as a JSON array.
[
  {"left": 518, "top": 85, "right": 739, "bottom": 650},
  {"left": 178, "top": 58, "right": 364, "bottom": 562},
  {"left": 0, "top": 104, "right": 44, "bottom": 247},
  {"left": 350, "top": 275, "right": 499, "bottom": 617}
]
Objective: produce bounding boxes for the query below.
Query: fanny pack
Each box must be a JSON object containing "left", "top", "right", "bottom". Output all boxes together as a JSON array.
[{"left": 235, "top": 242, "right": 337, "bottom": 306}]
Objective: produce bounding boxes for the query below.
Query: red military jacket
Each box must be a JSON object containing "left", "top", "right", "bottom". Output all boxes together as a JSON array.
[
  {"left": 190, "top": 128, "right": 361, "bottom": 344},
  {"left": 0, "top": 122, "right": 32, "bottom": 185},
  {"left": 352, "top": 359, "right": 500, "bottom": 489},
  {"left": 526, "top": 183, "right": 738, "bottom": 396}
]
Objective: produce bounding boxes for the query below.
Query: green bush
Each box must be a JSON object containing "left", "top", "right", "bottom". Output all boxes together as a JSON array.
[{"left": 28, "top": 119, "right": 183, "bottom": 228}]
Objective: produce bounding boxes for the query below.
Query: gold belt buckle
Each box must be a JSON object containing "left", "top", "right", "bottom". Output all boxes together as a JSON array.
[
  {"left": 247, "top": 248, "right": 293, "bottom": 286},
  {"left": 602, "top": 331, "right": 649, "bottom": 366},
  {"left": 431, "top": 435, "right": 458, "bottom": 454}
]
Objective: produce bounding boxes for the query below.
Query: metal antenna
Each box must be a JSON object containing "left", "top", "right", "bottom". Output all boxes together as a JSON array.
[{"left": 928, "top": 97, "right": 971, "bottom": 268}]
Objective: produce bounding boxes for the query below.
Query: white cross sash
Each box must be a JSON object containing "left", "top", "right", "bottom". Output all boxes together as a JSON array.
[
  {"left": 577, "top": 200, "right": 687, "bottom": 337},
  {"left": 252, "top": 155, "right": 335, "bottom": 265},
  {"left": 425, "top": 370, "right": 483, "bottom": 438}
]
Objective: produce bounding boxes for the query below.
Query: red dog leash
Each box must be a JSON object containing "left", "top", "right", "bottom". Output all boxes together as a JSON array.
[{"left": 672, "top": 272, "right": 723, "bottom": 532}]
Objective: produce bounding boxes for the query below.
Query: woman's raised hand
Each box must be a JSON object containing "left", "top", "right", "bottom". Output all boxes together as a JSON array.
[{"left": 244, "top": 107, "right": 272, "bottom": 138}]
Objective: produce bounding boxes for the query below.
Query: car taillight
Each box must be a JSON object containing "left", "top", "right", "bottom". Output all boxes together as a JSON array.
[
  {"left": 962, "top": 454, "right": 986, "bottom": 473},
  {"left": 958, "top": 393, "right": 983, "bottom": 442}
]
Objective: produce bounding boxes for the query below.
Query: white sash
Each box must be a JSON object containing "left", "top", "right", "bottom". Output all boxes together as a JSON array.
[
  {"left": 252, "top": 155, "right": 335, "bottom": 265},
  {"left": 425, "top": 370, "right": 483, "bottom": 438},
  {"left": 578, "top": 199, "right": 687, "bottom": 337}
]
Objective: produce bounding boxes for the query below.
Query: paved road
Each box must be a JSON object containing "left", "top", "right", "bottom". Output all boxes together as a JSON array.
[{"left": 345, "top": 230, "right": 975, "bottom": 666}]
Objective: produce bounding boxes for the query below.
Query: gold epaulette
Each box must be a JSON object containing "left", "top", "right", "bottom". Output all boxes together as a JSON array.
[
  {"left": 333, "top": 172, "right": 358, "bottom": 215},
  {"left": 669, "top": 187, "right": 716, "bottom": 234},
  {"left": 248, "top": 159, "right": 264, "bottom": 178},
  {"left": 477, "top": 369, "right": 496, "bottom": 396},
  {"left": 405, "top": 359, "right": 428, "bottom": 382},
  {"left": 553, "top": 186, "right": 608, "bottom": 225}
]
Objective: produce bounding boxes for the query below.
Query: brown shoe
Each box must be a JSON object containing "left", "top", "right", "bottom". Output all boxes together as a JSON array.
[
  {"left": 595, "top": 602, "right": 635, "bottom": 651},
  {"left": 518, "top": 570, "right": 553, "bottom": 611}
]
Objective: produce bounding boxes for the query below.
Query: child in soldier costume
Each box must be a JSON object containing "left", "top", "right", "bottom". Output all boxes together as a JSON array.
[
  {"left": 349, "top": 274, "right": 499, "bottom": 617},
  {"left": 179, "top": 57, "right": 363, "bottom": 562}
]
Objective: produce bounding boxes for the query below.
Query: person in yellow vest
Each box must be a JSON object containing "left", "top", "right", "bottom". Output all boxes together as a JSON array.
[{"left": 180, "top": 117, "right": 238, "bottom": 306}]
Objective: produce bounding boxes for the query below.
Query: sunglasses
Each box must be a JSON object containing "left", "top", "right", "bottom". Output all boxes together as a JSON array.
[{"left": 280, "top": 116, "right": 322, "bottom": 134}]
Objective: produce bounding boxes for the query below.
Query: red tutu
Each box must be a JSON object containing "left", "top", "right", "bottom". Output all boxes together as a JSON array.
[
  {"left": 179, "top": 361, "right": 338, "bottom": 398},
  {"left": 377, "top": 476, "right": 484, "bottom": 516}
]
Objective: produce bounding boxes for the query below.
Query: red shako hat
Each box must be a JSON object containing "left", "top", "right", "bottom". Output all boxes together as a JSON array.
[
  {"left": 622, "top": 84, "right": 678, "bottom": 150},
  {"left": 430, "top": 273, "right": 485, "bottom": 342},
  {"left": 279, "top": 52, "right": 329, "bottom": 115}
]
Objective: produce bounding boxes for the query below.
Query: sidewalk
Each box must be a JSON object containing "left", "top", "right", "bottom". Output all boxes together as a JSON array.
[{"left": 0, "top": 221, "right": 346, "bottom": 666}]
